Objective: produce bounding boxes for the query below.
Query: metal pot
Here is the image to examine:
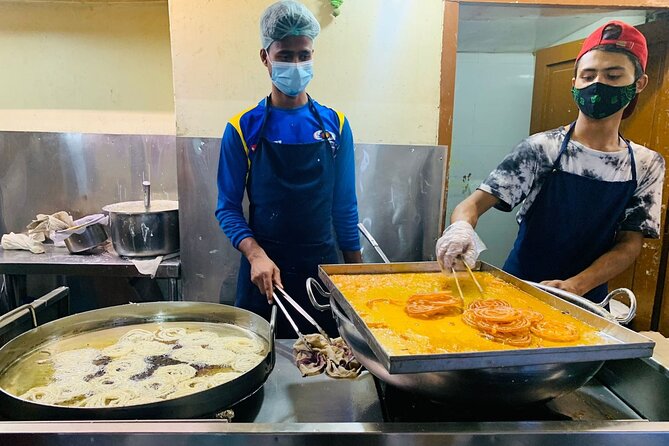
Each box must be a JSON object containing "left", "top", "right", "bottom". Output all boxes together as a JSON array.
[
  {"left": 0, "top": 302, "right": 276, "bottom": 420},
  {"left": 102, "top": 200, "right": 179, "bottom": 257},
  {"left": 62, "top": 223, "right": 108, "bottom": 254}
]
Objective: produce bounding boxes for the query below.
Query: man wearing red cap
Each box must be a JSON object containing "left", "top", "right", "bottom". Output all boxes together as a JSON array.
[{"left": 437, "top": 21, "right": 665, "bottom": 303}]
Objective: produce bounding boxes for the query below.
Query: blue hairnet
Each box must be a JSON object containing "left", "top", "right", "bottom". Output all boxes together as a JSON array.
[{"left": 260, "top": 1, "right": 321, "bottom": 50}]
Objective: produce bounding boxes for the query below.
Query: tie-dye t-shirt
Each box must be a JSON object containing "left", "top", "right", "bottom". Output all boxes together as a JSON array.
[{"left": 478, "top": 126, "right": 665, "bottom": 238}]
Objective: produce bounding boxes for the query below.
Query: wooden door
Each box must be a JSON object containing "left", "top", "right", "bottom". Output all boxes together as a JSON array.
[{"left": 530, "top": 20, "right": 669, "bottom": 332}]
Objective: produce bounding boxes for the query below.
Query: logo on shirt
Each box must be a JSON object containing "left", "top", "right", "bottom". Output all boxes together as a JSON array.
[{"left": 313, "top": 130, "right": 336, "bottom": 142}]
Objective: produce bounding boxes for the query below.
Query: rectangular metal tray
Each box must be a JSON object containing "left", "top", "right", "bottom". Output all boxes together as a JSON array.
[{"left": 319, "top": 261, "right": 655, "bottom": 374}]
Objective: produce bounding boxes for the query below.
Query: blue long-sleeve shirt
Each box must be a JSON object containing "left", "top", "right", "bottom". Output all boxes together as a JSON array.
[{"left": 215, "top": 98, "right": 361, "bottom": 252}]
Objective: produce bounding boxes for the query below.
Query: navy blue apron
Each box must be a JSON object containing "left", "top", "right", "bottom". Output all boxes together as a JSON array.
[
  {"left": 235, "top": 96, "right": 340, "bottom": 338},
  {"left": 503, "top": 122, "right": 637, "bottom": 303}
]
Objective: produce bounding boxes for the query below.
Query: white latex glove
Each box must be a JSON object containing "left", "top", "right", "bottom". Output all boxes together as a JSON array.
[{"left": 435, "top": 220, "right": 486, "bottom": 271}]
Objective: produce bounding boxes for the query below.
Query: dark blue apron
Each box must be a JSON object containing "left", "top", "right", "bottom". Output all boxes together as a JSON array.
[
  {"left": 235, "top": 96, "right": 339, "bottom": 338},
  {"left": 503, "top": 122, "right": 637, "bottom": 303}
]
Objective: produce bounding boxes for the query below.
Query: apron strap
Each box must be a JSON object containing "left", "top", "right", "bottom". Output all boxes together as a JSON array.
[
  {"left": 306, "top": 94, "right": 329, "bottom": 135},
  {"left": 259, "top": 95, "right": 329, "bottom": 136},
  {"left": 620, "top": 135, "right": 637, "bottom": 182},
  {"left": 552, "top": 121, "right": 577, "bottom": 171},
  {"left": 556, "top": 122, "right": 637, "bottom": 183},
  {"left": 258, "top": 94, "right": 336, "bottom": 155},
  {"left": 257, "top": 96, "right": 272, "bottom": 141}
]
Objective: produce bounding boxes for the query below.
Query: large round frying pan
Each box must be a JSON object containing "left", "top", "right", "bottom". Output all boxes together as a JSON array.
[{"left": 0, "top": 302, "right": 276, "bottom": 420}]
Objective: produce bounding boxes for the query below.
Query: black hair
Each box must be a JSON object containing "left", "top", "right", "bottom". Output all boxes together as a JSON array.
[{"left": 574, "top": 23, "right": 645, "bottom": 80}]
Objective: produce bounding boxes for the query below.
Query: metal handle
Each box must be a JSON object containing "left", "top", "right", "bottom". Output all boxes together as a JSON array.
[
  {"left": 600, "top": 288, "right": 637, "bottom": 325},
  {"left": 526, "top": 282, "right": 636, "bottom": 324},
  {"left": 143, "top": 180, "right": 151, "bottom": 209},
  {"left": 268, "top": 304, "right": 277, "bottom": 369},
  {"left": 357, "top": 222, "right": 390, "bottom": 264},
  {"left": 306, "top": 277, "right": 331, "bottom": 312},
  {"left": 0, "top": 303, "right": 37, "bottom": 328}
]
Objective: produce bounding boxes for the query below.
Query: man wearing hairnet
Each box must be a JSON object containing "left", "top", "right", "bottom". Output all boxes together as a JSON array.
[{"left": 216, "top": 1, "right": 362, "bottom": 338}]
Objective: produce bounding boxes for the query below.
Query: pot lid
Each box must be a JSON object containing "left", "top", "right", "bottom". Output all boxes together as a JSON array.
[{"left": 102, "top": 200, "right": 179, "bottom": 214}]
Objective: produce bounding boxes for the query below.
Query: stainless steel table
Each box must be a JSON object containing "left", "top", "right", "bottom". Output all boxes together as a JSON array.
[{"left": 0, "top": 245, "right": 181, "bottom": 308}]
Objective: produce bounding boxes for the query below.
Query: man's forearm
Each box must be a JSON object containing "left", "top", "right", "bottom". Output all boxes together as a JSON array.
[
  {"left": 568, "top": 232, "right": 643, "bottom": 295},
  {"left": 450, "top": 190, "right": 500, "bottom": 227},
  {"left": 238, "top": 237, "right": 266, "bottom": 262}
]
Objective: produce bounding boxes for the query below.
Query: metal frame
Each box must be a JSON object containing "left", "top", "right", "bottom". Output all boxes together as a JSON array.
[{"left": 1, "top": 420, "right": 669, "bottom": 445}]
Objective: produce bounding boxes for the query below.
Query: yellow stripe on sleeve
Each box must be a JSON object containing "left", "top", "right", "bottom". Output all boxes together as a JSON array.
[
  {"left": 335, "top": 110, "right": 346, "bottom": 134},
  {"left": 228, "top": 106, "right": 255, "bottom": 170}
]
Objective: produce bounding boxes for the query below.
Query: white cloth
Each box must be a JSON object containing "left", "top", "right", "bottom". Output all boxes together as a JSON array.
[
  {"left": 130, "top": 256, "right": 164, "bottom": 279},
  {"left": 26, "top": 211, "right": 74, "bottom": 242},
  {"left": 435, "top": 221, "right": 486, "bottom": 271},
  {"left": 129, "top": 252, "right": 179, "bottom": 278},
  {"left": 1, "top": 232, "right": 45, "bottom": 254}
]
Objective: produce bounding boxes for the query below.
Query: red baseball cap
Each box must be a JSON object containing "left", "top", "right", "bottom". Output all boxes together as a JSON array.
[
  {"left": 576, "top": 20, "right": 648, "bottom": 70},
  {"left": 576, "top": 21, "right": 647, "bottom": 119}
]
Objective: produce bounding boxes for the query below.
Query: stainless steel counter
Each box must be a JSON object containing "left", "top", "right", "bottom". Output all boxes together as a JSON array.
[
  {"left": 0, "top": 244, "right": 181, "bottom": 308},
  {"left": 243, "top": 340, "right": 382, "bottom": 423},
  {"left": 2, "top": 340, "right": 669, "bottom": 444}
]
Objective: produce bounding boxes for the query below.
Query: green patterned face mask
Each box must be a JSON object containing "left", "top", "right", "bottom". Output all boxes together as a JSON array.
[{"left": 571, "top": 82, "right": 637, "bottom": 119}]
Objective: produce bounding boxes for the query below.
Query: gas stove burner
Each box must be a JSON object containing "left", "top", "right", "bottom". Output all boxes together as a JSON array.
[
  {"left": 374, "top": 378, "right": 571, "bottom": 422},
  {"left": 373, "top": 376, "right": 644, "bottom": 423}
]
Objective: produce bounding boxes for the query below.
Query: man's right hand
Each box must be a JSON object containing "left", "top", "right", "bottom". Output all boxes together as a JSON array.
[
  {"left": 249, "top": 251, "right": 282, "bottom": 301},
  {"left": 436, "top": 220, "right": 485, "bottom": 271},
  {"left": 238, "top": 237, "right": 283, "bottom": 302}
]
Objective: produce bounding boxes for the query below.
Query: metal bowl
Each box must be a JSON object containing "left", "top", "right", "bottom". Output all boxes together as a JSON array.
[
  {"left": 331, "top": 298, "right": 602, "bottom": 406},
  {"left": 102, "top": 200, "right": 179, "bottom": 257},
  {"left": 63, "top": 223, "right": 108, "bottom": 254}
]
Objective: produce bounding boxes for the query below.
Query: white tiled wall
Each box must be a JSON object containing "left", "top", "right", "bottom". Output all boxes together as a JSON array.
[{"left": 447, "top": 52, "right": 535, "bottom": 267}]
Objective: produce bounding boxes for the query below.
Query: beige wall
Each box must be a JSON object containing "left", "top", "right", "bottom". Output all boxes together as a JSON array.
[
  {"left": 0, "top": 1, "right": 175, "bottom": 135},
  {"left": 169, "top": 0, "right": 444, "bottom": 144}
]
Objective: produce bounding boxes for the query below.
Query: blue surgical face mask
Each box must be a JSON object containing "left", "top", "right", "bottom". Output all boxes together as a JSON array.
[{"left": 270, "top": 60, "right": 313, "bottom": 97}]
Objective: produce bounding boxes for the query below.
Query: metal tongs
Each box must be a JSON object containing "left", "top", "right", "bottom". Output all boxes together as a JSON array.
[
  {"left": 461, "top": 257, "right": 484, "bottom": 296},
  {"left": 451, "top": 256, "right": 484, "bottom": 301},
  {"left": 272, "top": 285, "right": 332, "bottom": 348}
]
